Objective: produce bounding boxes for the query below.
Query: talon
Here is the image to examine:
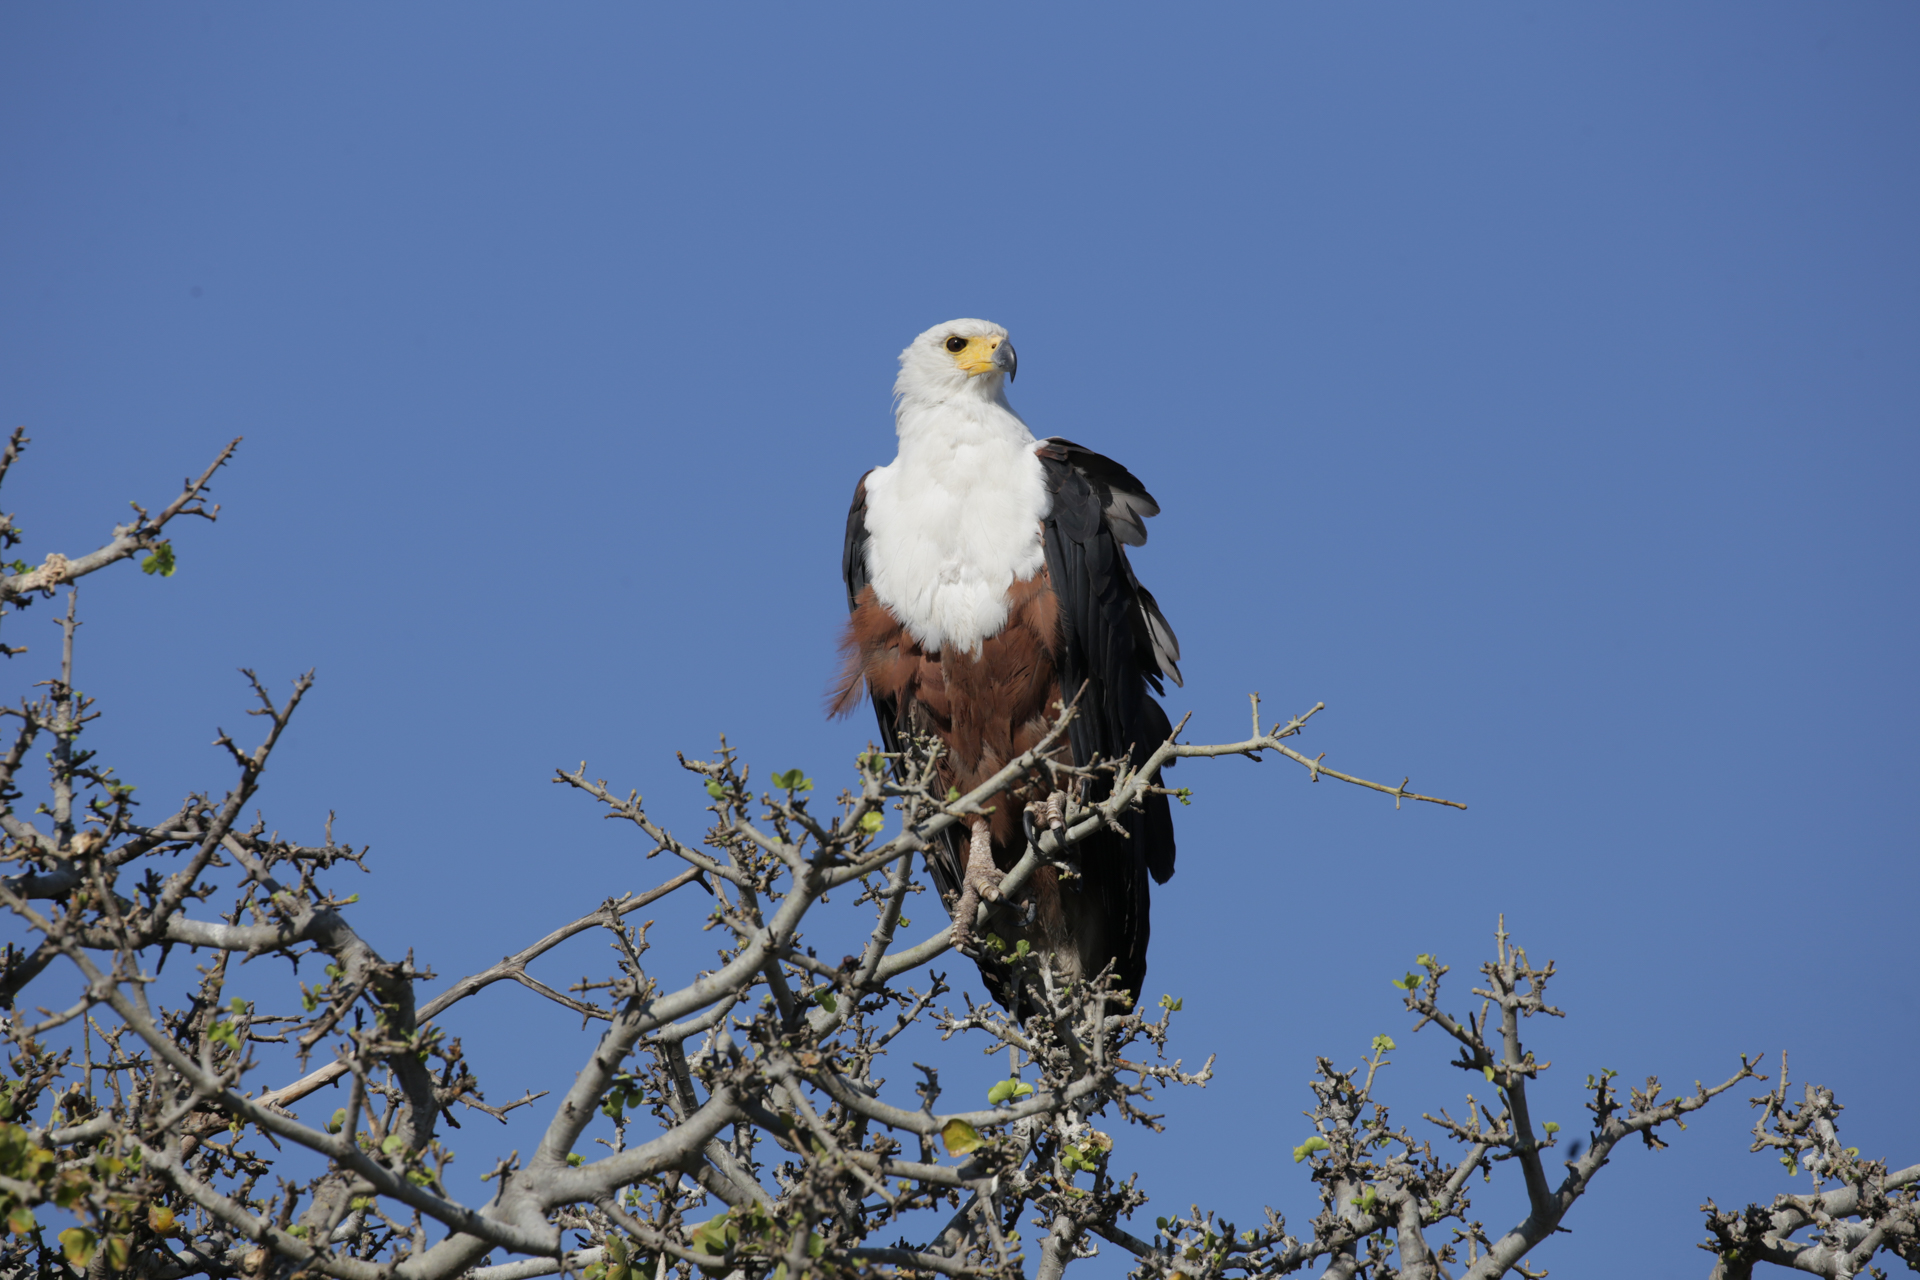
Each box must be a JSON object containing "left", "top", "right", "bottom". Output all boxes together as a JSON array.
[
  {"left": 1045, "top": 791, "right": 1066, "bottom": 832},
  {"left": 950, "top": 922, "right": 981, "bottom": 957}
]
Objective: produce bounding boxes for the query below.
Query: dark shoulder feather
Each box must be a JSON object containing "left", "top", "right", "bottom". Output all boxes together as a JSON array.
[
  {"left": 1038, "top": 439, "right": 1182, "bottom": 689},
  {"left": 839, "top": 470, "right": 902, "bottom": 751},
  {"left": 1039, "top": 438, "right": 1160, "bottom": 547},
  {"left": 843, "top": 471, "right": 874, "bottom": 613}
]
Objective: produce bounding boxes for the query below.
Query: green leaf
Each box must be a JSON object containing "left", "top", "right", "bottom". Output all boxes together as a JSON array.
[
  {"left": 859, "top": 810, "right": 884, "bottom": 834},
  {"left": 1371, "top": 1034, "right": 1397, "bottom": 1053},
  {"left": 58, "top": 1227, "right": 96, "bottom": 1270},
  {"left": 140, "top": 541, "right": 177, "bottom": 577},
  {"left": 771, "top": 769, "right": 813, "bottom": 794},
  {"left": 567, "top": 1153, "right": 584, "bottom": 1167},
  {"left": 380, "top": 1134, "right": 407, "bottom": 1156},
  {"left": 1415, "top": 953, "right": 1435, "bottom": 967},
  {"left": 327, "top": 1108, "right": 347, "bottom": 1134},
  {"left": 813, "top": 990, "right": 837, "bottom": 1014},
  {"left": 689, "top": 1212, "right": 737, "bottom": 1256},
  {"left": 1061, "top": 1139, "right": 1105, "bottom": 1174},
  {"left": 1483, "top": 1066, "right": 1496, "bottom": 1083},
  {"left": 986, "top": 1078, "right": 1034, "bottom": 1105},
  {"left": 146, "top": 1204, "right": 175, "bottom": 1235},
  {"left": 1542, "top": 1121, "right": 1560, "bottom": 1135},
  {"left": 945, "top": 786, "right": 961, "bottom": 802},
  {"left": 705, "top": 780, "right": 726, "bottom": 799},
  {"left": 1351, "top": 1185, "right": 1378, "bottom": 1214},
  {"left": 1292, "top": 1135, "right": 1330, "bottom": 1163},
  {"left": 1158, "top": 994, "right": 1183, "bottom": 1011},
  {"left": 7, "top": 1204, "right": 36, "bottom": 1235},
  {"left": 52, "top": 1172, "right": 90, "bottom": 1209},
  {"left": 1013, "top": 939, "right": 1030, "bottom": 959},
  {"left": 940, "top": 1119, "right": 983, "bottom": 1155},
  {"left": 1391, "top": 973, "right": 1423, "bottom": 991}
]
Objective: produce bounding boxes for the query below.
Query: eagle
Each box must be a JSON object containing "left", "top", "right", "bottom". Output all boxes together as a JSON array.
[{"left": 831, "top": 318, "right": 1181, "bottom": 1012}]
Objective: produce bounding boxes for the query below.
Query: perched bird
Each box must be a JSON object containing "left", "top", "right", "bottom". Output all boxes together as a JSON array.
[{"left": 831, "top": 318, "right": 1181, "bottom": 1012}]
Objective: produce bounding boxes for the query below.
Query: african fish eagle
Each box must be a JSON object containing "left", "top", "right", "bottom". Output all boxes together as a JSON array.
[{"left": 832, "top": 318, "right": 1181, "bottom": 1011}]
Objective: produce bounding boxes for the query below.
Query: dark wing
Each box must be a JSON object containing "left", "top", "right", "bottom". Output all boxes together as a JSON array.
[
  {"left": 842, "top": 473, "right": 970, "bottom": 907},
  {"left": 842, "top": 470, "right": 902, "bottom": 756},
  {"left": 1038, "top": 437, "right": 1181, "bottom": 1003}
]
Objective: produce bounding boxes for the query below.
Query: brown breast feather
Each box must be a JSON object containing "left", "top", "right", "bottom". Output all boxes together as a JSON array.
[{"left": 831, "top": 570, "right": 1065, "bottom": 850}]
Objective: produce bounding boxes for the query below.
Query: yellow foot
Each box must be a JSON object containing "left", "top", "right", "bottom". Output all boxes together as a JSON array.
[{"left": 949, "top": 817, "right": 1002, "bottom": 956}]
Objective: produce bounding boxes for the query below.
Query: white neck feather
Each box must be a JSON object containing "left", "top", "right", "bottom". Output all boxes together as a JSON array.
[{"left": 861, "top": 379, "right": 1049, "bottom": 655}]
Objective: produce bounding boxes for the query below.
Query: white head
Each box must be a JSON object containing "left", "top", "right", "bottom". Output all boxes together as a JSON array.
[{"left": 893, "top": 318, "right": 1018, "bottom": 410}]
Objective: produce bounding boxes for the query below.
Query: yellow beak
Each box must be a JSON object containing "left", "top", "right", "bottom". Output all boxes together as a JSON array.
[{"left": 953, "top": 336, "right": 1017, "bottom": 379}]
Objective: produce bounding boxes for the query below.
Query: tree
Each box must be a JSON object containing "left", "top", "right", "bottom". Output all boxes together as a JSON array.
[{"left": 1, "top": 439, "right": 1912, "bottom": 1279}]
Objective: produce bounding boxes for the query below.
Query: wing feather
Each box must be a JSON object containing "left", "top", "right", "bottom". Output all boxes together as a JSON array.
[{"left": 1038, "top": 440, "right": 1182, "bottom": 1003}]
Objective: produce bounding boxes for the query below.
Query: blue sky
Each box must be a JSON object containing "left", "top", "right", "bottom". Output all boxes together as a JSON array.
[{"left": 3, "top": 4, "right": 1916, "bottom": 1274}]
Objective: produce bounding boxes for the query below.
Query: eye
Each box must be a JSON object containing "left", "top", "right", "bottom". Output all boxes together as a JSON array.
[{"left": 944, "top": 336, "right": 968, "bottom": 353}]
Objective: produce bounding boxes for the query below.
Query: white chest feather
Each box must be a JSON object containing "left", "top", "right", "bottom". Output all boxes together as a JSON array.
[{"left": 862, "top": 399, "right": 1050, "bottom": 656}]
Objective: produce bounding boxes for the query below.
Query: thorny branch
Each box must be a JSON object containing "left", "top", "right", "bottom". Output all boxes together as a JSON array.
[
  {"left": 0, "top": 432, "right": 237, "bottom": 656},
  {"left": 1699, "top": 1053, "right": 1919, "bottom": 1278},
  {"left": 0, "top": 444, "right": 1887, "bottom": 1280}
]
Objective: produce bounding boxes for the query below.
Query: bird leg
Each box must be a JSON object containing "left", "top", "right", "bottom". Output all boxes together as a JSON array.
[{"left": 948, "top": 816, "right": 1002, "bottom": 957}]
